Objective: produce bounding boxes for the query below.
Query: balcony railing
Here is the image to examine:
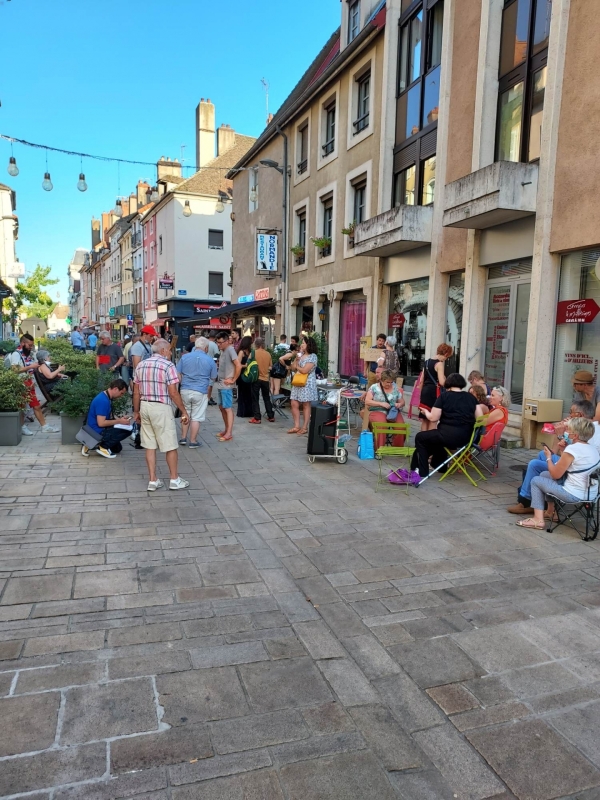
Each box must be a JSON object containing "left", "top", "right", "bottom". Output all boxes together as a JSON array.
[
  {"left": 297, "top": 159, "right": 308, "bottom": 175},
  {"left": 131, "top": 233, "right": 142, "bottom": 248}
]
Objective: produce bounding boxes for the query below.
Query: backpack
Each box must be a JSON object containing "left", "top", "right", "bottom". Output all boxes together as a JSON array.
[{"left": 241, "top": 350, "right": 259, "bottom": 383}]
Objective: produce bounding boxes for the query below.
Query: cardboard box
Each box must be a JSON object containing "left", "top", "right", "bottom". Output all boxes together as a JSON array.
[
  {"left": 523, "top": 398, "right": 564, "bottom": 422},
  {"left": 359, "top": 336, "right": 372, "bottom": 360},
  {"left": 364, "top": 347, "right": 384, "bottom": 363}
]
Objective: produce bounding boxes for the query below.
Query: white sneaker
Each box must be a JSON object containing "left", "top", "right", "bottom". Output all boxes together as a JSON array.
[
  {"left": 96, "top": 446, "right": 116, "bottom": 459},
  {"left": 21, "top": 425, "right": 33, "bottom": 436},
  {"left": 81, "top": 445, "right": 90, "bottom": 458},
  {"left": 169, "top": 477, "right": 190, "bottom": 490},
  {"left": 147, "top": 479, "right": 165, "bottom": 492},
  {"left": 41, "top": 424, "right": 59, "bottom": 433}
]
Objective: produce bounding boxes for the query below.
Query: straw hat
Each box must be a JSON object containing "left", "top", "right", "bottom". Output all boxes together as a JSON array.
[{"left": 572, "top": 370, "right": 595, "bottom": 384}]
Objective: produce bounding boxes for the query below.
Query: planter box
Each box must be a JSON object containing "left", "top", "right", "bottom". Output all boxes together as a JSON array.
[
  {"left": 61, "top": 413, "right": 85, "bottom": 445},
  {"left": 0, "top": 412, "right": 22, "bottom": 446}
]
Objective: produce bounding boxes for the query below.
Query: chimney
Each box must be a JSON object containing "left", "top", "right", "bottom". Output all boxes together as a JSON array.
[
  {"left": 91, "top": 218, "right": 101, "bottom": 249},
  {"left": 157, "top": 158, "right": 182, "bottom": 180},
  {"left": 121, "top": 197, "right": 130, "bottom": 217},
  {"left": 217, "top": 123, "right": 236, "bottom": 157},
  {"left": 137, "top": 180, "right": 150, "bottom": 206},
  {"left": 101, "top": 213, "right": 111, "bottom": 245},
  {"left": 196, "top": 98, "right": 215, "bottom": 168},
  {"left": 129, "top": 194, "right": 138, "bottom": 214}
]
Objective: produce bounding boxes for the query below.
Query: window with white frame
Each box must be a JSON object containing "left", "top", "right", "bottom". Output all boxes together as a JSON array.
[
  {"left": 352, "top": 177, "right": 367, "bottom": 225},
  {"left": 159, "top": 235, "right": 163, "bottom": 254},
  {"left": 208, "top": 272, "right": 224, "bottom": 296},
  {"left": 320, "top": 193, "right": 334, "bottom": 257},
  {"left": 354, "top": 70, "right": 371, "bottom": 134},
  {"left": 150, "top": 281, "right": 155, "bottom": 306},
  {"left": 297, "top": 123, "right": 309, "bottom": 175},
  {"left": 143, "top": 225, "right": 147, "bottom": 241},
  {"left": 294, "top": 207, "right": 307, "bottom": 264},
  {"left": 348, "top": 0, "right": 361, "bottom": 43},
  {"left": 150, "top": 218, "right": 154, "bottom": 234},
  {"left": 150, "top": 243, "right": 155, "bottom": 266},
  {"left": 208, "top": 229, "right": 224, "bottom": 249},
  {"left": 322, "top": 101, "right": 336, "bottom": 157}
]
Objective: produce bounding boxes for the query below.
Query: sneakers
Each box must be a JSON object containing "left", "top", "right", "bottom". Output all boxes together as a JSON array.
[
  {"left": 178, "top": 438, "right": 187, "bottom": 445},
  {"left": 147, "top": 479, "right": 165, "bottom": 492},
  {"left": 41, "top": 424, "right": 59, "bottom": 433},
  {"left": 96, "top": 446, "right": 116, "bottom": 459},
  {"left": 169, "top": 477, "right": 190, "bottom": 490},
  {"left": 188, "top": 441, "right": 201, "bottom": 448},
  {"left": 81, "top": 445, "right": 90, "bottom": 458},
  {"left": 507, "top": 502, "right": 534, "bottom": 514},
  {"left": 21, "top": 425, "right": 33, "bottom": 436}
]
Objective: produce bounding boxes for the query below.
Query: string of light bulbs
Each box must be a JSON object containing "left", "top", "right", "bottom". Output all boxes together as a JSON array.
[{"left": 1, "top": 133, "right": 261, "bottom": 194}]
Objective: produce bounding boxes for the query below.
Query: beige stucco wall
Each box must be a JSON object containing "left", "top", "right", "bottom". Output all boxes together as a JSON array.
[{"left": 551, "top": 0, "right": 600, "bottom": 253}]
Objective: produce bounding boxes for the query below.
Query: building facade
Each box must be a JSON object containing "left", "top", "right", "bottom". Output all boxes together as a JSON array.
[{"left": 0, "top": 182, "right": 21, "bottom": 338}]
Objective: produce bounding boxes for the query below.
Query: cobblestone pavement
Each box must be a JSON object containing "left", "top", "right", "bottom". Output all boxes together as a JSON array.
[{"left": 2, "top": 408, "right": 600, "bottom": 799}]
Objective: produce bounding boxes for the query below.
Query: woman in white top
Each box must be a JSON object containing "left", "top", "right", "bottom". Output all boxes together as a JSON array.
[{"left": 517, "top": 417, "right": 600, "bottom": 529}]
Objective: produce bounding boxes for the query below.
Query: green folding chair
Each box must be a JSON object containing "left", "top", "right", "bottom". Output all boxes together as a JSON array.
[
  {"left": 438, "top": 415, "right": 489, "bottom": 487},
  {"left": 371, "top": 422, "right": 415, "bottom": 492}
]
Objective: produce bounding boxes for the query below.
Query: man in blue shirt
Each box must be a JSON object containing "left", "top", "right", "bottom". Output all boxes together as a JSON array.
[
  {"left": 71, "top": 326, "right": 85, "bottom": 352},
  {"left": 87, "top": 331, "right": 98, "bottom": 350},
  {"left": 84, "top": 378, "right": 132, "bottom": 459},
  {"left": 176, "top": 336, "right": 218, "bottom": 447}
]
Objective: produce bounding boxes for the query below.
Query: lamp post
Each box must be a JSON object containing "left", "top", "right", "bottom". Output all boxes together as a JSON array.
[{"left": 260, "top": 127, "right": 289, "bottom": 336}]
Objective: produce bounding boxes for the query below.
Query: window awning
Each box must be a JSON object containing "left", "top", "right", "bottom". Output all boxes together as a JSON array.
[{"left": 178, "top": 298, "right": 276, "bottom": 327}]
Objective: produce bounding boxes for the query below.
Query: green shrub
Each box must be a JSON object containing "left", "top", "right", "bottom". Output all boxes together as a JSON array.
[
  {"left": 39, "top": 338, "right": 96, "bottom": 374},
  {"left": 0, "top": 340, "right": 16, "bottom": 356},
  {"left": 51, "top": 369, "right": 131, "bottom": 418},
  {"left": 0, "top": 366, "right": 29, "bottom": 412}
]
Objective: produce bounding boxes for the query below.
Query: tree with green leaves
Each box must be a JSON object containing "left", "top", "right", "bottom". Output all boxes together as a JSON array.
[{"left": 2, "top": 265, "right": 59, "bottom": 329}]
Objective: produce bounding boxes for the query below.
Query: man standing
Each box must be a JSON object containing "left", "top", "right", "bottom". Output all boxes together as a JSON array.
[
  {"left": 176, "top": 337, "right": 217, "bottom": 447},
  {"left": 7, "top": 334, "right": 58, "bottom": 435},
  {"left": 129, "top": 326, "right": 155, "bottom": 372},
  {"left": 215, "top": 330, "right": 241, "bottom": 442},
  {"left": 230, "top": 330, "right": 241, "bottom": 352},
  {"left": 250, "top": 338, "right": 274, "bottom": 424},
  {"left": 367, "top": 333, "right": 387, "bottom": 386},
  {"left": 206, "top": 331, "right": 219, "bottom": 406},
  {"left": 71, "top": 326, "right": 85, "bottom": 353},
  {"left": 96, "top": 332, "right": 124, "bottom": 374},
  {"left": 87, "top": 330, "right": 98, "bottom": 351},
  {"left": 82, "top": 378, "right": 131, "bottom": 459},
  {"left": 133, "top": 338, "right": 190, "bottom": 491},
  {"left": 290, "top": 335, "right": 300, "bottom": 348}
]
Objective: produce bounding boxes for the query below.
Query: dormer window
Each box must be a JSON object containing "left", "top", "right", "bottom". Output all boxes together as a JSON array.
[{"left": 348, "top": 0, "right": 361, "bottom": 43}]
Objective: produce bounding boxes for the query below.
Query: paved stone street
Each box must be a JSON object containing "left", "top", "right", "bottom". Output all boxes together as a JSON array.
[{"left": 2, "top": 409, "right": 600, "bottom": 799}]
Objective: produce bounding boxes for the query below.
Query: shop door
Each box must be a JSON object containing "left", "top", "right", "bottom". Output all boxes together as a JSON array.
[{"left": 484, "top": 278, "right": 530, "bottom": 407}]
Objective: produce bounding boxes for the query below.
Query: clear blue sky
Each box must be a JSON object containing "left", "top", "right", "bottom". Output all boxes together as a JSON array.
[{"left": 0, "top": 0, "right": 340, "bottom": 301}]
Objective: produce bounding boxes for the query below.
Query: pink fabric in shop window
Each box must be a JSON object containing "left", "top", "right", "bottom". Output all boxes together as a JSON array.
[{"left": 340, "top": 301, "right": 366, "bottom": 376}]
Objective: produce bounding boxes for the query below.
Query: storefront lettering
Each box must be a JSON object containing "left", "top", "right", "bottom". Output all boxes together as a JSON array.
[{"left": 556, "top": 298, "right": 600, "bottom": 325}]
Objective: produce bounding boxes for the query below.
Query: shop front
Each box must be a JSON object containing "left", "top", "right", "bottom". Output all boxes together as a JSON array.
[
  {"left": 388, "top": 277, "right": 429, "bottom": 386},
  {"left": 552, "top": 247, "right": 600, "bottom": 414},
  {"left": 339, "top": 294, "right": 367, "bottom": 378},
  {"left": 157, "top": 298, "right": 230, "bottom": 352}
]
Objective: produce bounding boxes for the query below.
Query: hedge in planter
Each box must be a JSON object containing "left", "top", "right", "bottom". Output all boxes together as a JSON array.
[
  {"left": 39, "top": 339, "right": 96, "bottom": 374},
  {"left": 0, "top": 366, "right": 29, "bottom": 446}
]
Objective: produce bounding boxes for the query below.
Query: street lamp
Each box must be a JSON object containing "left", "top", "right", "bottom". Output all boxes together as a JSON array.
[
  {"left": 183, "top": 200, "right": 192, "bottom": 217},
  {"left": 77, "top": 173, "right": 88, "bottom": 192},
  {"left": 7, "top": 157, "right": 18, "bottom": 177},
  {"left": 42, "top": 172, "right": 53, "bottom": 191},
  {"left": 215, "top": 194, "right": 225, "bottom": 214}
]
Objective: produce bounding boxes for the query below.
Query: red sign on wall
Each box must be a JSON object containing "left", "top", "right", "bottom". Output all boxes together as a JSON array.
[
  {"left": 389, "top": 313, "right": 406, "bottom": 328},
  {"left": 556, "top": 299, "right": 600, "bottom": 325}
]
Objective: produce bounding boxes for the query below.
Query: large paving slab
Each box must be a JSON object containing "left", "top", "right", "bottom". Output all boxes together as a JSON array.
[{"left": 1, "top": 412, "right": 600, "bottom": 797}]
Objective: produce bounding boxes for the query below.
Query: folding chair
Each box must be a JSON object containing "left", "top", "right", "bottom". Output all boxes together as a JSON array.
[
  {"left": 270, "top": 394, "right": 289, "bottom": 419},
  {"left": 371, "top": 422, "right": 415, "bottom": 493},
  {"left": 407, "top": 375, "right": 422, "bottom": 419},
  {"left": 546, "top": 468, "right": 600, "bottom": 541},
  {"left": 471, "top": 420, "right": 505, "bottom": 476},
  {"left": 438, "top": 416, "right": 489, "bottom": 487}
]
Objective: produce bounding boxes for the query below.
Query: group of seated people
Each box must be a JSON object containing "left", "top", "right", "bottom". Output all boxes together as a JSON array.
[{"left": 362, "top": 342, "right": 510, "bottom": 479}]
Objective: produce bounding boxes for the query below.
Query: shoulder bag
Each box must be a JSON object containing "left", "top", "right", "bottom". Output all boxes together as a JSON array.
[
  {"left": 425, "top": 360, "right": 443, "bottom": 398},
  {"left": 379, "top": 382, "right": 399, "bottom": 422},
  {"left": 75, "top": 403, "right": 104, "bottom": 450}
]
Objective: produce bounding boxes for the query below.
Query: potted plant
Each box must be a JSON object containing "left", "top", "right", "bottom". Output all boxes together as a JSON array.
[
  {"left": 52, "top": 369, "right": 102, "bottom": 445},
  {"left": 341, "top": 221, "right": 356, "bottom": 247},
  {"left": 0, "top": 367, "right": 29, "bottom": 446},
  {"left": 290, "top": 244, "right": 306, "bottom": 263},
  {"left": 310, "top": 236, "right": 332, "bottom": 256}
]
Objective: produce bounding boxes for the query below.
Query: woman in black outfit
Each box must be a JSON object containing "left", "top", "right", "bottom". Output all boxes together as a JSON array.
[
  {"left": 411, "top": 373, "right": 478, "bottom": 479},
  {"left": 418, "top": 343, "right": 453, "bottom": 431},
  {"left": 236, "top": 336, "right": 254, "bottom": 418}
]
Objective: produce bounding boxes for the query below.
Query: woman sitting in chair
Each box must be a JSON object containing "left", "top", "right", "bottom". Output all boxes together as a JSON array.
[
  {"left": 486, "top": 386, "right": 510, "bottom": 429},
  {"left": 410, "top": 373, "right": 478, "bottom": 479},
  {"left": 365, "top": 370, "right": 405, "bottom": 450},
  {"left": 517, "top": 417, "right": 600, "bottom": 530},
  {"left": 36, "top": 350, "right": 67, "bottom": 398}
]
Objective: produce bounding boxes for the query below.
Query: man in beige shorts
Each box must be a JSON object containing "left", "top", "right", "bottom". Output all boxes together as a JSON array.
[{"left": 133, "top": 338, "right": 190, "bottom": 492}]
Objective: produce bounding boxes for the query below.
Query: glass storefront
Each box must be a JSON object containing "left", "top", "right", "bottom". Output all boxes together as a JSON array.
[
  {"left": 552, "top": 248, "right": 600, "bottom": 414},
  {"left": 388, "top": 277, "right": 429, "bottom": 385},
  {"left": 445, "top": 272, "right": 464, "bottom": 374},
  {"left": 339, "top": 296, "right": 366, "bottom": 377},
  {"left": 296, "top": 303, "right": 314, "bottom": 336}
]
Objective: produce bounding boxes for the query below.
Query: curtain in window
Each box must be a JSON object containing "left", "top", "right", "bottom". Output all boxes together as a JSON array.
[{"left": 339, "top": 300, "right": 366, "bottom": 376}]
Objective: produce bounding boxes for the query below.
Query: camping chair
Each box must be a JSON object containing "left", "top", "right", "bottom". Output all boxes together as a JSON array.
[
  {"left": 438, "top": 416, "right": 489, "bottom": 487},
  {"left": 407, "top": 374, "right": 422, "bottom": 419},
  {"left": 371, "top": 422, "right": 415, "bottom": 493},
  {"left": 546, "top": 467, "right": 600, "bottom": 542},
  {"left": 470, "top": 420, "right": 505, "bottom": 476},
  {"left": 270, "top": 394, "right": 289, "bottom": 419}
]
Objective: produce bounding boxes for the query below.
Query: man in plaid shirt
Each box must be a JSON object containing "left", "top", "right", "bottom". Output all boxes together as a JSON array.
[{"left": 133, "top": 338, "right": 190, "bottom": 492}]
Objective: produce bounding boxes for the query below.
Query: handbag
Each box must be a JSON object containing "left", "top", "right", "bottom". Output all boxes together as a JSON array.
[
  {"left": 75, "top": 406, "right": 103, "bottom": 449},
  {"left": 292, "top": 371, "right": 308, "bottom": 387},
  {"left": 425, "top": 360, "right": 442, "bottom": 399},
  {"left": 357, "top": 430, "right": 375, "bottom": 460},
  {"left": 270, "top": 361, "right": 287, "bottom": 379},
  {"left": 379, "top": 382, "right": 399, "bottom": 422}
]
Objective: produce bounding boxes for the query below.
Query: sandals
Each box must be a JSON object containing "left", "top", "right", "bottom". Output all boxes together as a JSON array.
[
  {"left": 218, "top": 435, "right": 233, "bottom": 442},
  {"left": 515, "top": 519, "right": 546, "bottom": 529},
  {"left": 287, "top": 427, "right": 300, "bottom": 434},
  {"left": 216, "top": 431, "right": 226, "bottom": 438},
  {"left": 297, "top": 428, "right": 308, "bottom": 435}
]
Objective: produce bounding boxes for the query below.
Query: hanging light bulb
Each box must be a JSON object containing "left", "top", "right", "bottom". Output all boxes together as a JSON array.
[
  {"left": 183, "top": 200, "right": 192, "bottom": 217},
  {"left": 77, "top": 173, "right": 88, "bottom": 192},
  {"left": 115, "top": 199, "right": 122, "bottom": 217},
  {"left": 7, "top": 157, "right": 19, "bottom": 177},
  {"left": 249, "top": 188, "right": 257, "bottom": 204},
  {"left": 215, "top": 197, "right": 225, "bottom": 213},
  {"left": 150, "top": 186, "right": 159, "bottom": 202},
  {"left": 42, "top": 172, "right": 53, "bottom": 192}
]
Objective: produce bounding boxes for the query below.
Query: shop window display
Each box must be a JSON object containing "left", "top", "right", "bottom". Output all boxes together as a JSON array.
[
  {"left": 388, "top": 277, "right": 429, "bottom": 385},
  {"left": 552, "top": 248, "right": 600, "bottom": 414}
]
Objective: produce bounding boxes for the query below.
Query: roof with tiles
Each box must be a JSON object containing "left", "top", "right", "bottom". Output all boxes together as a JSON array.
[{"left": 175, "top": 134, "right": 256, "bottom": 199}]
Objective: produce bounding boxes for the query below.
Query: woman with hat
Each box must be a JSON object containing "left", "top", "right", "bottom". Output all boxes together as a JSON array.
[{"left": 572, "top": 370, "right": 600, "bottom": 421}]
